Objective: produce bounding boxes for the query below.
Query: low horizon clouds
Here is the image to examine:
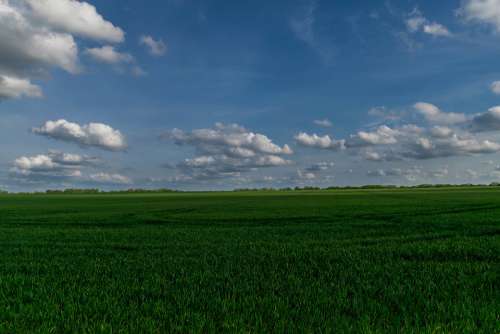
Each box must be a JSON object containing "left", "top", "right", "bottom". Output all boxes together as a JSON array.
[{"left": 162, "top": 123, "right": 293, "bottom": 181}]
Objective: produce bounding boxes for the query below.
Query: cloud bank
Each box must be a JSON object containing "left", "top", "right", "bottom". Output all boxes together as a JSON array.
[{"left": 163, "top": 123, "right": 293, "bottom": 180}]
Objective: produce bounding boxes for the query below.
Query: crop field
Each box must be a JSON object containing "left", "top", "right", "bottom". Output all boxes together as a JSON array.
[{"left": 0, "top": 188, "right": 498, "bottom": 333}]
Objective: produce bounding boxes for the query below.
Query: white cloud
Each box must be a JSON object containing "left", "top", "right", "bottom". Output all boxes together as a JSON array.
[
  {"left": 459, "top": 0, "right": 500, "bottom": 32},
  {"left": 26, "top": 0, "right": 124, "bottom": 43},
  {"left": 348, "top": 125, "right": 400, "bottom": 146},
  {"left": 10, "top": 150, "right": 133, "bottom": 186},
  {"left": 423, "top": 23, "right": 452, "bottom": 37},
  {"left": 255, "top": 155, "right": 290, "bottom": 167},
  {"left": 85, "top": 46, "right": 133, "bottom": 64},
  {"left": 14, "top": 154, "right": 58, "bottom": 173},
  {"left": 0, "top": 75, "right": 42, "bottom": 100},
  {"left": 297, "top": 169, "right": 316, "bottom": 180},
  {"left": 491, "top": 81, "right": 500, "bottom": 95},
  {"left": 0, "top": 0, "right": 127, "bottom": 100},
  {"left": 298, "top": 105, "right": 500, "bottom": 163},
  {"left": 13, "top": 151, "right": 96, "bottom": 173},
  {"left": 295, "top": 132, "right": 345, "bottom": 150},
  {"left": 429, "top": 126, "right": 454, "bottom": 138},
  {"left": 169, "top": 123, "right": 293, "bottom": 156},
  {"left": 140, "top": 35, "right": 167, "bottom": 56},
  {"left": 10, "top": 150, "right": 101, "bottom": 183},
  {"left": 406, "top": 8, "right": 451, "bottom": 37},
  {"left": 470, "top": 106, "right": 500, "bottom": 132},
  {"left": 343, "top": 116, "right": 500, "bottom": 162},
  {"left": 164, "top": 123, "right": 293, "bottom": 180},
  {"left": 48, "top": 150, "right": 99, "bottom": 166},
  {"left": 313, "top": 119, "right": 333, "bottom": 128},
  {"left": 405, "top": 135, "right": 500, "bottom": 159},
  {"left": 363, "top": 151, "right": 383, "bottom": 161},
  {"left": 0, "top": 1, "right": 79, "bottom": 76},
  {"left": 414, "top": 102, "right": 467, "bottom": 125},
  {"left": 89, "top": 173, "right": 131, "bottom": 185},
  {"left": 32, "top": 119, "right": 127, "bottom": 151}
]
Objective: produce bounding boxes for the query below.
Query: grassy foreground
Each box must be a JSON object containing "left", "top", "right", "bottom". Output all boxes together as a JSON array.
[{"left": 0, "top": 188, "right": 498, "bottom": 333}]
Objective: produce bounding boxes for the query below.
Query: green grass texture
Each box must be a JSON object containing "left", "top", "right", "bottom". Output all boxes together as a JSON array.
[{"left": 0, "top": 188, "right": 498, "bottom": 333}]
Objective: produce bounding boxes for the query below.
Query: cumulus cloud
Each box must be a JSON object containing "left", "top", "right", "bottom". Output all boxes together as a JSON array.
[
  {"left": 10, "top": 150, "right": 100, "bottom": 182},
  {"left": 406, "top": 8, "right": 451, "bottom": 37},
  {"left": 10, "top": 150, "right": 132, "bottom": 186},
  {"left": 32, "top": 119, "right": 127, "bottom": 151},
  {"left": 297, "top": 169, "right": 316, "bottom": 180},
  {"left": 0, "top": 75, "right": 42, "bottom": 100},
  {"left": 140, "top": 35, "right": 167, "bottom": 56},
  {"left": 313, "top": 119, "right": 333, "bottom": 128},
  {"left": 404, "top": 135, "right": 500, "bottom": 159},
  {"left": 13, "top": 151, "right": 97, "bottom": 173},
  {"left": 26, "top": 0, "right": 124, "bottom": 43},
  {"left": 297, "top": 101, "right": 500, "bottom": 180},
  {"left": 299, "top": 108, "right": 500, "bottom": 163},
  {"left": 470, "top": 106, "right": 500, "bottom": 132},
  {"left": 414, "top": 102, "right": 500, "bottom": 133},
  {"left": 295, "top": 132, "right": 345, "bottom": 150},
  {"left": 0, "top": 0, "right": 79, "bottom": 76},
  {"left": 363, "top": 151, "right": 383, "bottom": 161},
  {"left": 347, "top": 125, "right": 400, "bottom": 147},
  {"left": 89, "top": 172, "right": 131, "bottom": 184},
  {"left": 48, "top": 150, "right": 99, "bottom": 166},
  {"left": 459, "top": 0, "right": 500, "bottom": 32},
  {"left": 346, "top": 118, "right": 500, "bottom": 162},
  {"left": 491, "top": 81, "right": 500, "bottom": 95},
  {"left": 429, "top": 126, "right": 454, "bottom": 138},
  {"left": 168, "top": 123, "right": 293, "bottom": 156},
  {"left": 14, "top": 154, "right": 59, "bottom": 173},
  {"left": 164, "top": 123, "right": 293, "bottom": 180},
  {"left": 414, "top": 102, "right": 467, "bottom": 125},
  {"left": 422, "top": 23, "right": 452, "bottom": 37},
  {"left": 85, "top": 46, "right": 133, "bottom": 64},
  {"left": 0, "top": 0, "right": 127, "bottom": 100}
]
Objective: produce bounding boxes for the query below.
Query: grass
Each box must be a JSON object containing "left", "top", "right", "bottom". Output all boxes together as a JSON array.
[{"left": 0, "top": 188, "right": 498, "bottom": 333}]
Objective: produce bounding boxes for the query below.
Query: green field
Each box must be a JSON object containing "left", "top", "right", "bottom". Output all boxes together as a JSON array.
[{"left": 0, "top": 188, "right": 498, "bottom": 333}]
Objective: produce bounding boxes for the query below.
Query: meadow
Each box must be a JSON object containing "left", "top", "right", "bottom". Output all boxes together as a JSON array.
[{"left": 0, "top": 188, "right": 498, "bottom": 333}]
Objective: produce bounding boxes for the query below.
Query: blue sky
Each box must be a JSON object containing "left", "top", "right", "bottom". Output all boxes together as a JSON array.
[{"left": 3, "top": 0, "right": 500, "bottom": 191}]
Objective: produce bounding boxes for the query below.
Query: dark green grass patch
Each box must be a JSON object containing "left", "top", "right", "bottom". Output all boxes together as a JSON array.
[{"left": 0, "top": 189, "right": 498, "bottom": 333}]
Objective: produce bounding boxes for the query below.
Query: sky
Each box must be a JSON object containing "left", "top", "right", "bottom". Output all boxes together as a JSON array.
[{"left": 4, "top": 0, "right": 500, "bottom": 191}]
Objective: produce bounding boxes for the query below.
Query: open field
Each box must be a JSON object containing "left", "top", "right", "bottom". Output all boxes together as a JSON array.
[{"left": 0, "top": 188, "right": 498, "bottom": 333}]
